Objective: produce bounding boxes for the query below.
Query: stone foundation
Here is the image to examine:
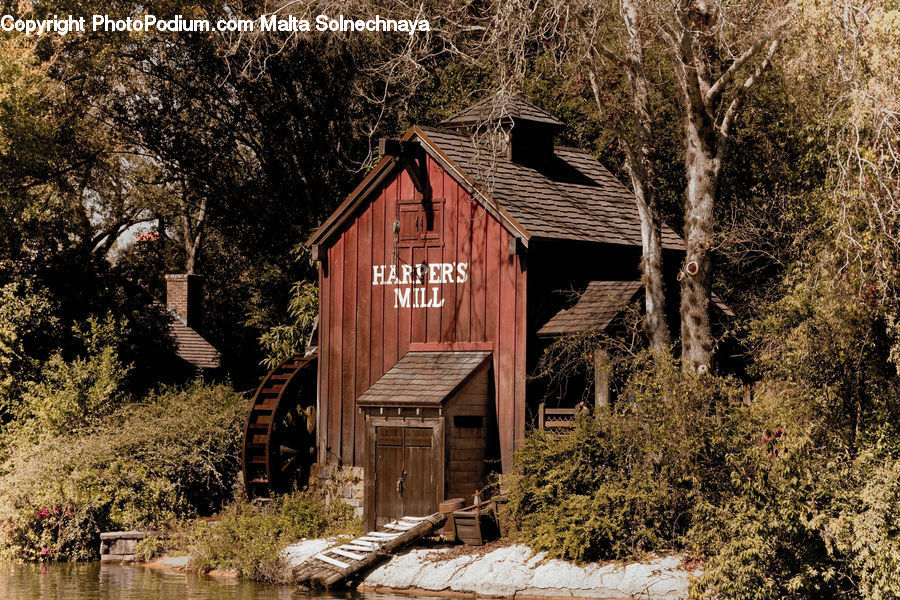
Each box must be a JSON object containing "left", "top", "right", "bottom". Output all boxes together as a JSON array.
[{"left": 311, "top": 463, "right": 365, "bottom": 518}]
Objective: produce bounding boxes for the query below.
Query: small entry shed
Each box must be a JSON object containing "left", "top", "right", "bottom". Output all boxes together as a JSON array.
[{"left": 357, "top": 351, "right": 495, "bottom": 530}]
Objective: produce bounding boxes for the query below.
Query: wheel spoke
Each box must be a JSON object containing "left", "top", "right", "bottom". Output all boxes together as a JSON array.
[{"left": 280, "top": 454, "right": 299, "bottom": 473}]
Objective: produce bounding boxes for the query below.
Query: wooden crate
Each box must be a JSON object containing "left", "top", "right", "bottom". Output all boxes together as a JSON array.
[{"left": 452, "top": 505, "right": 499, "bottom": 546}]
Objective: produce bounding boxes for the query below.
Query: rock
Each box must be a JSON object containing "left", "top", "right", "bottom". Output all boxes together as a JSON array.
[
  {"left": 161, "top": 555, "right": 191, "bottom": 568},
  {"left": 281, "top": 538, "right": 338, "bottom": 567},
  {"left": 356, "top": 544, "right": 696, "bottom": 599},
  {"left": 283, "top": 536, "right": 697, "bottom": 599}
]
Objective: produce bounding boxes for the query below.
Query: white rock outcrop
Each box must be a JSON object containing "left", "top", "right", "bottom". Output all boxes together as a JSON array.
[{"left": 282, "top": 540, "right": 697, "bottom": 599}]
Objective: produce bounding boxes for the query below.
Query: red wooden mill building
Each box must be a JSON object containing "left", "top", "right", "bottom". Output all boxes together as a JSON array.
[{"left": 303, "top": 97, "right": 684, "bottom": 528}]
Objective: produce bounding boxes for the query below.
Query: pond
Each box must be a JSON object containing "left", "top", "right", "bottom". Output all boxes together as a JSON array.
[{"left": 0, "top": 561, "right": 412, "bottom": 600}]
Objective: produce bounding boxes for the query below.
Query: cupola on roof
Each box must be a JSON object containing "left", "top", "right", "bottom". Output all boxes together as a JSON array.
[{"left": 441, "top": 94, "right": 563, "bottom": 129}]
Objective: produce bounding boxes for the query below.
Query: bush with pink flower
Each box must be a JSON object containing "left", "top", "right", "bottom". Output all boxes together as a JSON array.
[{"left": 0, "top": 382, "right": 244, "bottom": 561}]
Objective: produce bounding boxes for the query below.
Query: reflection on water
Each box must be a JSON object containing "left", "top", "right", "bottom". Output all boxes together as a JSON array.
[{"left": 0, "top": 562, "right": 404, "bottom": 600}]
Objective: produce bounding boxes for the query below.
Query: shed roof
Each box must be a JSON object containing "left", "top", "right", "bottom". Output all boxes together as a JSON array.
[
  {"left": 356, "top": 351, "right": 491, "bottom": 407},
  {"left": 418, "top": 127, "right": 683, "bottom": 249},
  {"left": 442, "top": 95, "right": 564, "bottom": 128},
  {"left": 538, "top": 281, "right": 642, "bottom": 336},
  {"left": 537, "top": 281, "right": 736, "bottom": 336},
  {"left": 169, "top": 315, "right": 222, "bottom": 369}
]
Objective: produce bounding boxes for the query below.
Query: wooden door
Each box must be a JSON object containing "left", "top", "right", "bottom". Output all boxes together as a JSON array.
[
  {"left": 374, "top": 426, "right": 404, "bottom": 527},
  {"left": 402, "top": 427, "right": 435, "bottom": 517},
  {"left": 373, "top": 425, "right": 437, "bottom": 527}
]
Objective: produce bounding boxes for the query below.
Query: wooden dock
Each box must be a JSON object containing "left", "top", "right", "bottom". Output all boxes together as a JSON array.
[{"left": 291, "top": 512, "right": 446, "bottom": 589}]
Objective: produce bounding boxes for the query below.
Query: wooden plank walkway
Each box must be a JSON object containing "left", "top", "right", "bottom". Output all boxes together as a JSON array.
[{"left": 291, "top": 512, "right": 446, "bottom": 589}]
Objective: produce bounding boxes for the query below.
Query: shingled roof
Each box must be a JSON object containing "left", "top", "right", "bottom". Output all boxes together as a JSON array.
[
  {"left": 309, "top": 99, "right": 683, "bottom": 250},
  {"left": 537, "top": 280, "right": 735, "bottom": 336},
  {"left": 442, "top": 95, "right": 563, "bottom": 128},
  {"left": 538, "top": 281, "right": 642, "bottom": 336},
  {"left": 417, "top": 127, "right": 682, "bottom": 249},
  {"left": 357, "top": 351, "right": 491, "bottom": 407},
  {"left": 168, "top": 314, "right": 222, "bottom": 369}
]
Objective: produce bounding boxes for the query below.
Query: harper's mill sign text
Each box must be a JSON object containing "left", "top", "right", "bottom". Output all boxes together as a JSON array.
[{"left": 373, "top": 263, "right": 468, "bottom": 309}]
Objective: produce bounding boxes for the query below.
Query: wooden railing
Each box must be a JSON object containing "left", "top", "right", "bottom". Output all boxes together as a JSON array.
[{"left": 537, "top": 402, "right": 577, "bottom": 431}]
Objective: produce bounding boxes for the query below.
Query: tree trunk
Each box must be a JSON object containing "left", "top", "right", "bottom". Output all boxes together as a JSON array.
[
  {"left": 679, "top": 114, "right": 720, "bottom": 372},
  {"left": 635, "top": 182, "right": 670, "bottom": 351},
  {"left": 181, "top": 195, "right": 207, "bottom": 275},
  {"left": 621, "top": 0, "right": 671, "bottom": 352}
]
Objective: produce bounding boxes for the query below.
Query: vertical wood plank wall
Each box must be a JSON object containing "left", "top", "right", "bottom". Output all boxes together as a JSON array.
[{"left": 318, "top": 156, "right": 526, "bottom": 472}]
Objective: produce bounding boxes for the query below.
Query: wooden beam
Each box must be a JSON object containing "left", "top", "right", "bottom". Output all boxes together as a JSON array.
[
  {"left": 594, "top": 349, "right": 610, "bottom": 410},
  {"left": 507, "top": 237, "right": 525, "bottom": 257}
]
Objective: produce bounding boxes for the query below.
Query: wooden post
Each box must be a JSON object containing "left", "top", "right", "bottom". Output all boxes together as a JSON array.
[
  {"left": 594, "top": 349, "right": 610, "bottom": 411},
  {"left": 538, "top": 402, "right": 546, "bottom": 430}
]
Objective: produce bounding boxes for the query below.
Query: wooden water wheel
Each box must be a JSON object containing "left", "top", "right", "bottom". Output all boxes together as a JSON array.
[{"left": 242, "top": 353, "right": 318, "bottom": 499}]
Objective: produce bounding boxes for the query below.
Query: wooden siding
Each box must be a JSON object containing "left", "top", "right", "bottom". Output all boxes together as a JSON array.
[
  {"left": 444, "top": 366, "right": 494, "bottom": 505},
  {"left": 319, "top": 156, "right": 526, "bottom": 471}
]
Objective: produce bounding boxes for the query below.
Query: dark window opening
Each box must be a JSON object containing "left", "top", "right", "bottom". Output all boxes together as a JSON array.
[{"left": 454, "top": 415, "right": 484, "bottom": 428}]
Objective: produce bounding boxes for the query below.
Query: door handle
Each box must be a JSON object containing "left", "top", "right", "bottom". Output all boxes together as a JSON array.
[{"left": 396, "top": 469, "right": 406, "bottom": 497}]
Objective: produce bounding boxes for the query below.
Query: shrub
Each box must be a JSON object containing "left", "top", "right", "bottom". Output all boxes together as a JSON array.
[
  {"left": 188, "top": 492, "right": 361, "bottom": 582},
  {"left": 0, "top": 382, "right": 245, "bottom": 561},
  {"left": 687, "top": 437, "right": 850, "bottom": 599},
  {"left": 832, "top": 453, "right": 900, "bottom": 600},
  {"left": 0, "top": 278, "right": 59, "bottom": 421},
  {"left": 687, "top": 386, "right": 900, "bottom": 600},
  {"left": 506, "top": 352, "right": 745, "bottom": 562}
]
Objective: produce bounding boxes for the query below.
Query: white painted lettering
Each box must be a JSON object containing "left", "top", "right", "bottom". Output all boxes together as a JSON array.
[
  {"left": 372, "top": 262, "right": 467, "bottom": 309},
  {"left": 429, "top": 263, "right": 442, "bottom": 284},
  {"left": 430, "top": 286, "right": 445, "bottom": 307},
  {"left": 394, "top": 288, "right": 410, "bottom": 308},
  {"left": 372, "top": 265, "right": 386, "bottom": 285},
  {"left": 387, "top": 265, "right": 400, "bottom": 285},
  {"left": 441, "top": 263, "right": 454, "bottom": 283},
  {"left": 456, "top": 263, "right": 469, "bottom": 283}
]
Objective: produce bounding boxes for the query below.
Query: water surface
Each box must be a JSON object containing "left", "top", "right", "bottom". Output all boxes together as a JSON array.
[{"left": 0, "top": 561, "right": 408, "bottom": 600}]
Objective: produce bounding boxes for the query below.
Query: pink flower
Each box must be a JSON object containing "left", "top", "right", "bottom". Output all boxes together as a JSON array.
[{"left": 40, "top": 548, "right": 48, "bottom": 556}]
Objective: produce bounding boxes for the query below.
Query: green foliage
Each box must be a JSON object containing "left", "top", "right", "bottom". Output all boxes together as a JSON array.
[
  {"left": 688, "top": 432, "right": 900, "bottom": 600},
  {"left": 188, "top": 492, "right": 361, "bottom": 582},
  {"left": 132, "top": 534, "right": 169, "bottom": 563},
  {"left": 1, "top": 504, "right": 100, "bottom": 563},
  {"left": 687, "top": 294, "right": 900, "bottom": 600},
  {"left": 258, "top": 244, "right": 319, "bottom": 370},
  {"left": 832, "top": 453, "right": 900, "bottom": 600},
  {"left": 749, "top": 258, "right": 900, "bottom": 449},
  {"left": 0, "top": 278, "right": 59, "bottom": 420},
  {"left": 17, "top": 315, "right": 131, "bottom": 436},
  {"left": 259, "top": 280, "right": 319, "bottom": 370},
  {"left": 688, "top": 428, "right": 850, "bottom": 598},
  {"left": 0, "top": 382, "right": 245, "bottom": 561},
  {"left": 507, "top": 353, "right": 744, "bottom": 562}
]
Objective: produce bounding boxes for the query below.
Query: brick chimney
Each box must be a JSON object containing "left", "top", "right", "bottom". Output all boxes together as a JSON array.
[{"left": 165, "top": 274, "right": 203, "bottom": 329}]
